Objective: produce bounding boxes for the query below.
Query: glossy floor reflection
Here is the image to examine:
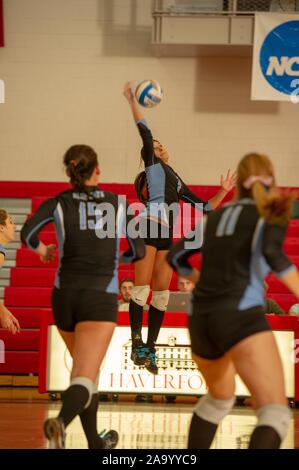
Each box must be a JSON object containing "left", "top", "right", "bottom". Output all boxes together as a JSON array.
[
  {"left": 50, "top": 403, "right": 296, "bottom": 449},
  {"left": 0, "top": 391, "right": 298, "bottom": 449}
]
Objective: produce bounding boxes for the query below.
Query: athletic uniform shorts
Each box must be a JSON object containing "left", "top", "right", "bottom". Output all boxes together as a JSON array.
[
  {"left": 52, "top": 287, "right": 118, "bottom": 332},
  {"left": 189, "top": 302, "right": 271, "bottom": 360},
  {"left": 140, "top": 218, "right": 173, "bottom": 251}
]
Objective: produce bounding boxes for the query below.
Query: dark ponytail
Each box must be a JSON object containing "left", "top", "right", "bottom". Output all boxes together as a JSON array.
[
  {"left": 63, "top": 145, "right": 98, "bottom": 192},
  {"left": 134, "top": 171, "right": 148, "bottom": 204}
]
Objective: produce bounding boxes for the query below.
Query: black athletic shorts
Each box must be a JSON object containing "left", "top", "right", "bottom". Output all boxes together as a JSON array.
[
  {"left": 140, "top": 218, "right": 173, "bottom": 251},
  {"left": 189, "top": 302, "right": 271, "bottom": 360},
  {"left": 52, "top": 287, "right": 118, "bottom": 332}
]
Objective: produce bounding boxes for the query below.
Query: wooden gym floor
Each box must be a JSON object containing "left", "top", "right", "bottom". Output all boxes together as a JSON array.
[{"left": 0, "top": 386, "right": 299, "bottom": 449}]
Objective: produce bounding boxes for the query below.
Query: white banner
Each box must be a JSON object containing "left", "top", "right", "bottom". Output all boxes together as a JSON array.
[
  {"left": 47, "top": 325, "right": 295, "bottom": 397},
  {"left": 251, "top": 13, "right": 299, "bottom": 102}
]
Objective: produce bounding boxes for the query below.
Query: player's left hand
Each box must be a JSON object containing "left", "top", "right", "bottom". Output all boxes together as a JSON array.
[{"left": 220, "top": 170, "right": 237, "bottom": 193}]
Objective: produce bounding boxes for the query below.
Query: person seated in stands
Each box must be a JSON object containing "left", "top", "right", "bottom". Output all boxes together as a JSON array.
[
  {"left": 118, "top": 278, "right": 134, "bottom": 312},
  {"left": 178, "top": 276, "right": 195, "bottom": 293},
  {"left": 288, "top": 303, "right": 299, "bottom": 316},
  {"left": 264, "top": 281, "right": 285, "bottom": 315},
  {"left": 0, "top": 209, "right": 20, "bottom": 334},
  {"left": 119, "top": 278, "right": 149, "bottom": 312}
]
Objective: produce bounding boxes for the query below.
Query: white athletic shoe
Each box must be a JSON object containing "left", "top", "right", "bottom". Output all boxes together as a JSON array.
[{"left": 44, "top": 417, "right": 66, "bottom": 449}]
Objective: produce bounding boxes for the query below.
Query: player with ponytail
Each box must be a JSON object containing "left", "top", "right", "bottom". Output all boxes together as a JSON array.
[
  {"left": 168, "top": 152, "right": 299, "bottom": 449},
  {"left": 21, "top": 144, "right": 145, "bottom": 449},
  {"left": 123, "top": 81, "right": 236, "bottom": 374}
]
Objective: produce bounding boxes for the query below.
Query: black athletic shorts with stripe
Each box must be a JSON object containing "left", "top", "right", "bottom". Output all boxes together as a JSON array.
[
  {"left": 140, "top": 218, "right": 173, "bottom": 251},
  {"left": 189, "top": 301, "right": 270, "bottom": 360},
  {"left": 52, "top": 287, "right": 118, "bottom": 332}
]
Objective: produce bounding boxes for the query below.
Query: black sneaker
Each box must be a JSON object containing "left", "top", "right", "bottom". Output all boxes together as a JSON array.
[
  {"left": 131, "top": 345, "right": 149, "bottom": 365},
  {"left": 44, "top": 417, "right": 66, "bottom": 449},
  {"left": 145, "top": 350, "right": 158, "bottom": 375},
  {"left": 98, "top": 429, "right": 119, "bottom": 449}
]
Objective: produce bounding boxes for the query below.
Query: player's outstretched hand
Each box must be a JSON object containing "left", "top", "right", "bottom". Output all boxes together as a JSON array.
[
  {"left": 123, "top": 82, "right": 134, "bottom": 103},
  {"left": 220, "top": 170, "right": 237, "bottom": 193}
]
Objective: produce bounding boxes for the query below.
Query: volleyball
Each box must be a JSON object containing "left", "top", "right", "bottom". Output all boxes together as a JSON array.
[{"left": 135, "top": 80, "right": 163, "bottom": 108}]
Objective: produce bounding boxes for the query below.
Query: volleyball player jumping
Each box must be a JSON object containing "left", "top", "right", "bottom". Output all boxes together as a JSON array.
[{"left": 123, "top": 82, "right": 236, "bottom": 374}]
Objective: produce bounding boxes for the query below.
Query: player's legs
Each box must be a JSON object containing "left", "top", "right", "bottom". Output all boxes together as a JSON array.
[
  {"left": 130, "top": 245, "right": 156, "bottom": 365},
  {"left": 229, "top": 331, "right": 290, "bottom": 449},
  {"left": 58, "top": 328, "right": 74, "bottom": 355},
  {"left": 44, "top": 328, "right": 75, "bottom": 449},
  {"left": 45, "top": 321, "right": 117, "bottom": 449},
  {"left": 58, "top": 327, "right": 102, "bottom": 449},
  {"left": 144, "top": 250, "right": 173, "bottom": 374},
  {"left": 188, "top": 353, "right": 236, "bottom": 449}
]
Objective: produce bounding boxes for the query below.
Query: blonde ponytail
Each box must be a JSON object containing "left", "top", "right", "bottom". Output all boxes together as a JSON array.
[
  {"left": 252, "top": 182, "right": 296, "bottom": 225},
  {"left": 236, "top": 152, "right": 297, "bottom": 225}
]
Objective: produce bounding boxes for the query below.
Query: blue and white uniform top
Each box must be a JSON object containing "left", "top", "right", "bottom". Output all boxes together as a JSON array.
[
  {"left": 168, "top": 198, "right": 294, "bottom": 312},
  {"left": 21, "top": 188, "right": 145, "bottom": 293},
  {"left": 137, "top": 120, "right": 212, "bottom": 227}
]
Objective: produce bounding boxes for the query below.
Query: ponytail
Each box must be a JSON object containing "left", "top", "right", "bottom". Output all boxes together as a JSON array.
[
  {"left": 252, "top": 182, "right": 296, "bottom": 225},
  {"left": 63, "top": 145, "right": 98, "bottom": 194},
  {"left": 236, "top": 152, "right": 297, "bottom": 225}
]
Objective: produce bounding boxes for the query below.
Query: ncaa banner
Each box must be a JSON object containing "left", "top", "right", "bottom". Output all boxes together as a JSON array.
[{"left": 251, "top": 13, "right": 299, "bottom": 102}]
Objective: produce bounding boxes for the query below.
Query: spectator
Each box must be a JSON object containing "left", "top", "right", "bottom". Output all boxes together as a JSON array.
[
  {"left": 264, "top": 282, "right": 285, "bottom": 315},
  {"left": 0, "top": 210, "right": 20, "bottom": 334},
  {"left": 178, "top": 276, "right": 195, "bottom": 293},
  {"left": 118, "top": 278, "right": 134, "bottom": 312}
]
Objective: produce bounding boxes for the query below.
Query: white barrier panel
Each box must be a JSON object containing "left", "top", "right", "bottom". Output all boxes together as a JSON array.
[{"left": 47, "top": 326, "right": 295, "bottom": 397}]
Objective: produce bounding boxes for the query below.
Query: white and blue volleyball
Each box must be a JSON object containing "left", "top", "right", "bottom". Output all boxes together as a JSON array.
[{"left": 135, "top": 80, "right": 163, "bottom": 108}]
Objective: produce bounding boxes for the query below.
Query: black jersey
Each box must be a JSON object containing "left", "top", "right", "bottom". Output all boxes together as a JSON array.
[
  {"left": 137, "top": 120, "right": 212, "bottom": 226},
  {"left": 21, "top": 187, "right": 145, "bottom": 292},
  {"left": 168, "top": 198, "right": 294, "bottom": 311}
]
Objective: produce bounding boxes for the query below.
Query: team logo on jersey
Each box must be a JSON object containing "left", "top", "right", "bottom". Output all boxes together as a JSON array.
[{"left": 260, "top": 20, "right": 299, "bottom": 95}]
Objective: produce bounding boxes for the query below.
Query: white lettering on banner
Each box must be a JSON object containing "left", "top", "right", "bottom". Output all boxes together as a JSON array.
[
  {"left": 0, "top": 79, "right": 4, "bottom": 103},
  {"left": 266, "top": 57, "right": 299, "bottom": 77}
]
